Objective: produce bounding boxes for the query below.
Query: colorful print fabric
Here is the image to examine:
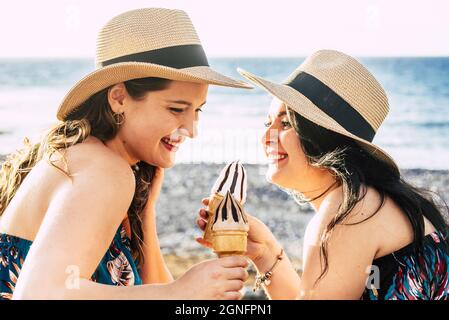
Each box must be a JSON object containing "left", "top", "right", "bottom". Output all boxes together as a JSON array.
[
  {"left": 363, "top": 230, "right": 449, "bottom": 300},
  {"left": 0, "top": 224, "right": 142, "bottom": 300}
]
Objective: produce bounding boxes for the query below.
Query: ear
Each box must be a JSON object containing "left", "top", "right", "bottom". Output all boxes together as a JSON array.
[{"left": 107, "top": 83, "right": 127, "bottom": 113}]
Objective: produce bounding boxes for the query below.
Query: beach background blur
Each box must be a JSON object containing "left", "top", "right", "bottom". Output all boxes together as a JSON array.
[
  {"left": 1, "top": 57, "right": 449, "bottom": 168},
  {"left": 1, "top": 0, "right": 448, "bottom": 299}
]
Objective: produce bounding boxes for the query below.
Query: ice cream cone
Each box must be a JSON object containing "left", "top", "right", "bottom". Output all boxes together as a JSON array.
[
  {"left": 203, "top": 161, "right": 249, "bottom": 255},
  {"left": 211, "top": 191, "right": 248, "bottom": 256},
  {"left": 212, "top": 230, "right": 247, "bottom": 256}
]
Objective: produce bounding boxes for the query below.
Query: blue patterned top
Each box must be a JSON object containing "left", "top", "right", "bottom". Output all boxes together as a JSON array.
[
  {"left": 0, "top": 224, "right": 142, "bottom": 300},
  {"left": 362, "top": 230, "right": 449, "bottom": 300}
]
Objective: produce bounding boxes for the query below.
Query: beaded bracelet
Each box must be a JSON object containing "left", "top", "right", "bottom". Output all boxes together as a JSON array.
[{"left": 253, "top": 248, "right": 284, "bottom": 292}]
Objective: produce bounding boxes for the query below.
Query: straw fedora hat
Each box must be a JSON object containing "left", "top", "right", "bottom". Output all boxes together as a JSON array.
[
  {"left": 56, "top": 8, "right": 252, "bottom": 121},
  {"left": 238, "top": 49, "right": 399, "bottom": 175}
]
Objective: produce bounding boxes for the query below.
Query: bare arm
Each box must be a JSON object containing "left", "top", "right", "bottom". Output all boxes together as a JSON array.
[
  {"left": 197, "top": 197, "right": 378, "bottom": 300},
  {"left": 13, "top": 158, "right": 248, "bottom": 300},
  {"left": 254, "top": 201, "right": 378, "bottom": 300},
  {"left": 12, "top": 156, "right": 148, "bottom": 299},
  {"left": 251, "top": 239, "right": 300, "bottom": 300}
]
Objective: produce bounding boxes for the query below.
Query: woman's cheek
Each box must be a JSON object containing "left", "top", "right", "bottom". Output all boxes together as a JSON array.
[
  {"left": 282, "top": 130, "right": 308, "bottom": 167},
  {"left": 280, "top": 130, "right": 299, "bottom": 156}
]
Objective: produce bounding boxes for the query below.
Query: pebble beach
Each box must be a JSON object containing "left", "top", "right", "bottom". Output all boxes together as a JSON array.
[
  {"left": 1, "top": 155, "right": 448, "bottom": 298},
  {"left": 156, "top": 163, "right": 449, "bottom": 298}
]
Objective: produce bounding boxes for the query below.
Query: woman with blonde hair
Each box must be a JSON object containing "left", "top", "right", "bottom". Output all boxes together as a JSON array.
[
  {"left": 197, "top": 50, "right": 449, "bottom": 299},
  {"left": 0, "top": 8, "right": 252, "bottom": 299}
]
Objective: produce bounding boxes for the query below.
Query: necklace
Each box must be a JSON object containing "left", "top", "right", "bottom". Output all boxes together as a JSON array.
[{"left": 303, "top": 180, "right": 340, "bottom": 202}]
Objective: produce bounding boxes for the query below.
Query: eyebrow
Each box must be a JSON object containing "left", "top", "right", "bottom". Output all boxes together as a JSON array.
[
  {"left": 277, "top": 111, "right": 287, "bottom": 117},
  {"left": 166, "top": 100, "right": 207, "bottom": 108},
  {"left": 268, "top": 111, "right": 287, "bottom": 120}
]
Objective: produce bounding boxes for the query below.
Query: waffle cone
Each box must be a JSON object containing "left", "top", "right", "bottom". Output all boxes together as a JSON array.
[{"left": 212, "top": 230, "right": 247, "bottom": 256}]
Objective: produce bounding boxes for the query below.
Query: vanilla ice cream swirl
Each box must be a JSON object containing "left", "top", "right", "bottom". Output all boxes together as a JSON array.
[{"left": 212, "top": 191, "right": 249, "bottom": 232}]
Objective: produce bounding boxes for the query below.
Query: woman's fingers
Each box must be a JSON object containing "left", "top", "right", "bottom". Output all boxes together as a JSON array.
[
  {"left": 195, "top": 207, "right": 212, "bottom": 248},
  {"left": 223, "top": 291, "right": 243, "bottom": 300},
  {"left": 225, "top": 266, "right": 249, "bottom": 281},
  {"left": 195, "top": 237, "right": 212, "bottom": 248},
  {"left": 202, "top": 198, "right": 209, "bottom": 206},
  {"left": 219, "top": 255, "right": 248, "bottom": 268},
  {"left": 196, "top": 217, "right": 206, "bottom": 230},
  {"left": 223, "top": 280, "right": 245, "bottom": 292},
  {"left": 199, "top": 208, "right": 208, "bottom": 219}
]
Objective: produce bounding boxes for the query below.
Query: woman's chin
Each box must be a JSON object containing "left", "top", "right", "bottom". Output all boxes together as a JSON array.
[
  {"left": 266, "top": 163, "right": 295, "bottom": 189},
  {"left": 144, "top": 155, "right": 175, "bottom": 169},
  {"left": 265, "top": 165, "right": 283, "bottom": 185},
  {"left": 157, "top": 157, "right": 175, "bottom": 168},
  {"left": 161, "top": 162, "right": 175, "bottom": 169}
]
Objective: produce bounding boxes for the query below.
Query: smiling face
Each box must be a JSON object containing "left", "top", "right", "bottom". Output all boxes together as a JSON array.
[
  {"left": 262, "top": 97, "right": 316, "bottom": 190},
  {"left": 107, "top": 80, "right": 208, "bottom": 168}
]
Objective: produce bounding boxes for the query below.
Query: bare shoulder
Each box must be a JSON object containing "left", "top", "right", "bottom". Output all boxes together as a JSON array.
[
  {"left": 313, "top": 185, "right": 387, "bottom": 228},
  {"left": 300, "top": 185, "right": 381, "bottom": 298},
  {"left": 10, "top": 137, "right": 139, "bottom": 291},
  {"left": 40, "top": 136, "right": 136, "bottom": 216},
  {"left": 304, "top": 185, "right": 382, "bottom": 253},
  {"left": 305, "top": 184, "right": 423, "bottom": 261},
  {"left": 41, "top": 136, "right": 136, "bottom": 236},
  {"left": 46, "top": 136, "right": 135, "bottom": 189},
  {"left": 48, "top": 136, "right": 128, "bottom": 171}
]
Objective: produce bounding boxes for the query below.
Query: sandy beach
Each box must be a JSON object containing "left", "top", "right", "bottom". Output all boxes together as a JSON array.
[{"left": 1, "top": 155, "right": 448, "bottom": 298}]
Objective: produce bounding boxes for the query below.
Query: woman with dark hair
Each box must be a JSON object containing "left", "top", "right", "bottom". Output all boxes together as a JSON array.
[
  {"left": 0, "top": 8, "right": 252, "bottom": 299},
  {"left": 197, "top": 50, "right": 449, "bottom": 299}
]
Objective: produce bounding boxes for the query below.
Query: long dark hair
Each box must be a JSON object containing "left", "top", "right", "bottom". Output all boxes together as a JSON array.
[
  {"left": 286, "top": 108, "right": 449, "bottom": 284},
  {"left": 0, "top": 77, "right": 171, "bottom": 270}
]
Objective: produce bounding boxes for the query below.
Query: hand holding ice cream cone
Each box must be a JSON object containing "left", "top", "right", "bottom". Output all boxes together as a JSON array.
[{"left": 197, "top": 199, "right": 279, "bottom": 262}]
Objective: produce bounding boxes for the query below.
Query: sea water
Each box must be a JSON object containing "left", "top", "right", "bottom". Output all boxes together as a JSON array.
[{"left": 0, "top": 57, "right": 448, "bottom": 169}]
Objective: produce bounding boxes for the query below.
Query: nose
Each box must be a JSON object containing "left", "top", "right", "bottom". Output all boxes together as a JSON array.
[
  {"left": 179, "top": 117, "right": 198, "bottom": 139},
  {"left": 262, "top": 126, "right": 280, "bottom": 151}
]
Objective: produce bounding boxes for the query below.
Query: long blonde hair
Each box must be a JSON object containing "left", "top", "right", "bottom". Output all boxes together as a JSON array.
[{"left": 0, "top": 77, "right": 171, "bottom": 269}]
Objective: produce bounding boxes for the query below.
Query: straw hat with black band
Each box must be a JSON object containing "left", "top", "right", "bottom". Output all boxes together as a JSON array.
[
  {"left": 238, "top": 49, "right": 399, "bottom": 175},
  {"left": 57, "top": 8, "right": 252, "bottom": 121}
]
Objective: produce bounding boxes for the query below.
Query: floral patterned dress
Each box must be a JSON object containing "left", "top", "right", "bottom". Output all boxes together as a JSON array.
[
  {"left": 0, "top": 224, "right": 142, "bottom": 300},
  {"left": 362, "top": 230, "right": 449, "bottom": 300}
]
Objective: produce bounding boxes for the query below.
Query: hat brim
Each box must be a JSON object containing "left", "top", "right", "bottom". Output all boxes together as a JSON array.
[
  {"left": 237, "top": 68, "right": 399, "bottom": 175},
  {"left": 57, "top": 62, "right": 253, "bottom": 121}
]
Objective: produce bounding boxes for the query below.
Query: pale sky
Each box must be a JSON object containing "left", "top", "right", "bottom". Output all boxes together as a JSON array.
[{"left": 1, "top": 0, "right": 448, "bottom": 58}]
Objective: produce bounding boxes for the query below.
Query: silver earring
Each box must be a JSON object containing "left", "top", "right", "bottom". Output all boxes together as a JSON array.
[{"left": 113, "top": 112, "right": 125, "bottom": 125}]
